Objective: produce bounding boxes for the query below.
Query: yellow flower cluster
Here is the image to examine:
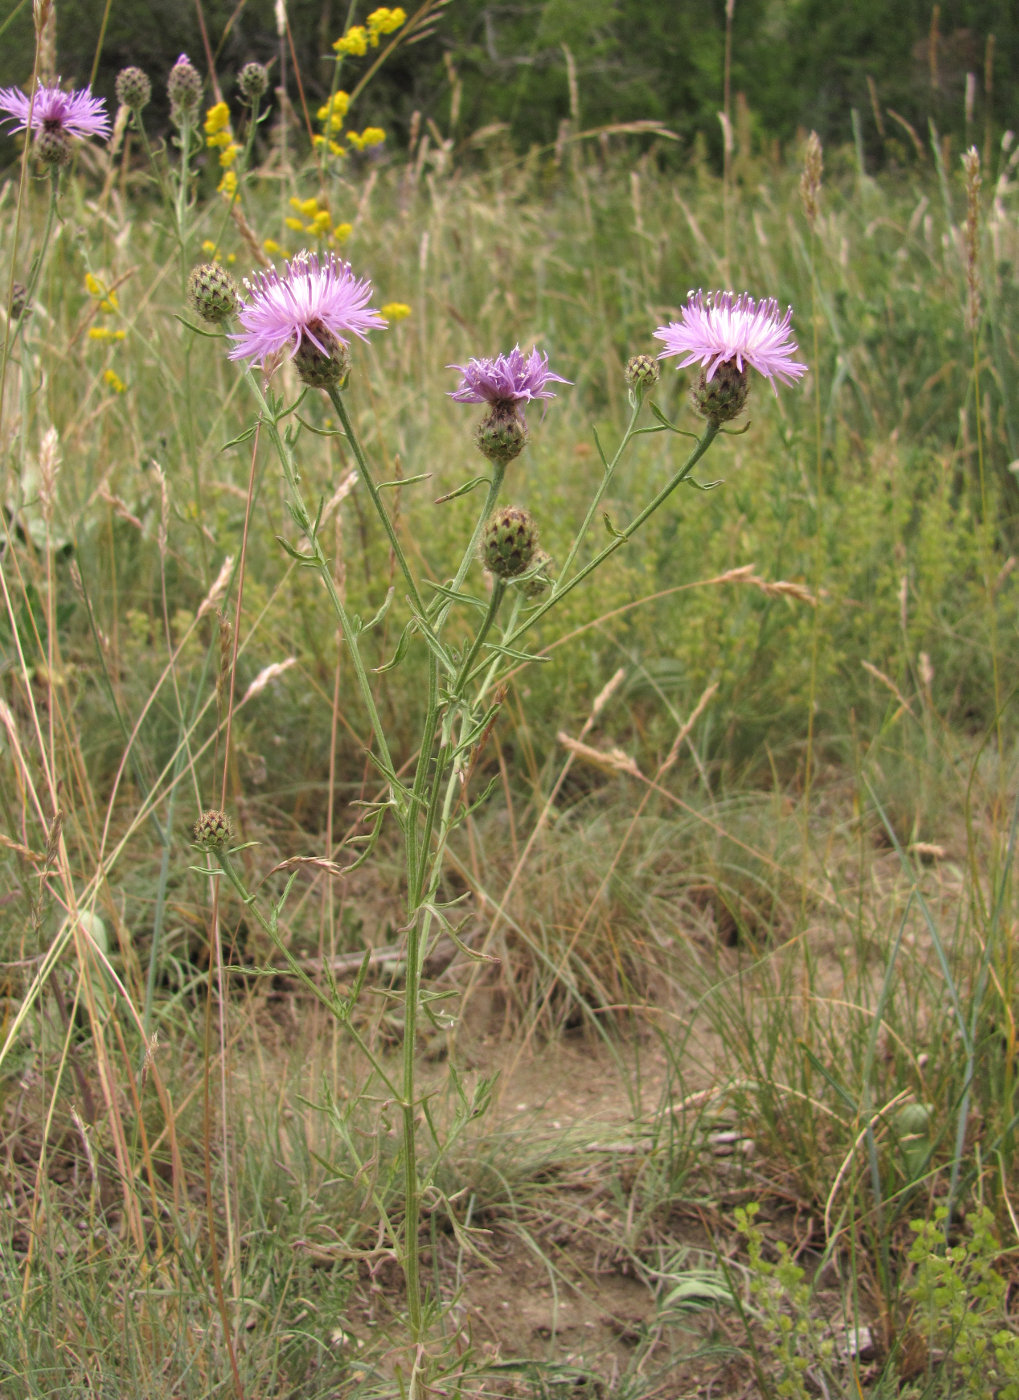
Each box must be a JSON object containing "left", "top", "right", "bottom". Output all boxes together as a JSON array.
[
  {"left": 285, "top": 195, "right": 352, "bottom": 248},
  {"left": 313, "top": 90, "right": 350, "bottom": 157},
  {"left": 85, "top": 273, "right": 128, "bottom": 391},
  {"left": 346, "top": 127, "right": 386, "bottom": 152},
  {"left": 333, "top": 7, "right": 407, "bottom": 56},
  {"left": 204, "top": 101, "right": 242, "bottom": 199},
  {"left": 380, "top": 301, "right": 411, "bottom": 322}
]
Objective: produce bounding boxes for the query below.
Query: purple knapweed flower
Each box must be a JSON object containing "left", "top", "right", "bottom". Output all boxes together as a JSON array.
[
  {"left": 228, "top": 251, "right": 386, "bottom": 369},
  {"left": 448, "top": 346, "right": 570, "bottom": 408},
  {"left": 0, "top": 82, "right": 111, "bottom": 142},
  {"left": 654, "top": 290, "right": 807, "bottom": 394}
]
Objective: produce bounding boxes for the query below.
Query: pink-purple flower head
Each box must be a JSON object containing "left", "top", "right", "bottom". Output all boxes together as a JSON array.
[
  {"left": 448, "top": 346, "right": 570, "bottom": 409},
  {"left": 654, "top": 290, "right": 807, "bottom": 394},
  {"left": 228, "top": 251, "right": 386, "bottom": 371},
  {"left": 0, "top": 82, "right": 110, "bottom": 142}
]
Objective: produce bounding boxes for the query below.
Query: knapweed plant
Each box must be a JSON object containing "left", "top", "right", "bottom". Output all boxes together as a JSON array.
[{"left": 188, "top": 261, "right": 807, "bottom": 1386}]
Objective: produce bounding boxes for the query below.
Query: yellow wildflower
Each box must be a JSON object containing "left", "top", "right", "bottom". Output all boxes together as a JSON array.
[
  {"left": 84, "top": 273, "right": 102, "bottom": 297},
  {"left": 333, "top": 26, "right": 368, "bottom": 56},
  {"left": 103, "top": 369, "right": 127, "bottom": 394},
  {"left": 204, "top": 102, "right": 230, "bottom": 136},
  {"left": 88, "top": 327, "right": 127, "bottom": 341},
  {"left": 218, "top": 168, "right": 238, "bottom": 198},
  {"left": 263, "top": 239, "right": 286, "bottom": 256},
  {"left": 380, "top": 302, "right": 410, "bottom": 321},
  {"left": 284, "top": 216, "right": 305, "bottom": 231},
  {"left": 321, "top": 91, "right": 349, "bottom": 121},
  {"left": 332, "top": 222, "right": 352, "bottom": 243},
  {"left": 367, "top": 7, "right": 406, "bottom": 44},
  {"left": 347, "top": 127, "right": 386, "bottom": 152}
]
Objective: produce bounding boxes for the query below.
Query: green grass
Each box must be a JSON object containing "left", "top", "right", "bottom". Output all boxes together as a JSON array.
[{"left": 2, "top": 27, "right": 1019, "bottom": 1398}]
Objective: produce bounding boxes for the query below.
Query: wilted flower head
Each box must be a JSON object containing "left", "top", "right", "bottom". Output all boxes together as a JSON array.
[
  {"left": 0, "top": 82, "right": 110, "bottom": 144},
  {"left": 654, "top": 290, "right": 807, "bottom": 395},
  {"left": 228, "top": 251, "right": 386, "bottom": 372},
  {"left": 448, "top": 346, "right": 570, "bottom": 409}
]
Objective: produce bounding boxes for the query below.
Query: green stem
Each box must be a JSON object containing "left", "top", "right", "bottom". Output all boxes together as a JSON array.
[
  {"left": 327, "top": 386, "right": 432, "bottom": 627},
  {"left": 173, "top": 116, "right": 197, "bottom": 273},
  {"left": 406, "top": 655, "right": 440, "bottom": 907},
  {"left": 556, "top": 396, "right": 643, "bottom": 587},
  {"left": 454, "top": 578, "right": 505, "bottom": 691},
  {"left": 131, "top": 112, "right": 172, "bottom": 211},
  {"left": 249, "top": 377, "right": 401, "bottom": 792},
  {"left": 400, "top": 903, "right": 427, "bottom": 1342},
  {"left": 491, "top": 419, "right": 719, "bottom": 668},
  {"left": 214, "top": 850, "right": 399, "bottom": 1096},
  {"left": 0, "top": 169, "right": 59, "bottom": 396},
  {"left": 430, "top": 459, "right": 507, "bottom": 624}
]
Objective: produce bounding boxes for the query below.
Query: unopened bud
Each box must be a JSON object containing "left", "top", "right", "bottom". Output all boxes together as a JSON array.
[
  {"left": 237, "top": 62, "right": 270, "bottom": 105},
  {"left": 187, "top": 262, "right": 241, "bottom": 323},
  {"left": 482, "top": 506, "right": 538, "bottom": 580},
  {"left": 193, "top": 809, "right": 234, "bottom": 851},
  {"left": 522, "top": 548, "right": 554, "bottom": 600},
  {"left": 115, "top": 66, "right": 152, "bottom": 112},
  {"left": 168, "top": 54, "right": 202, "bottom": 124},
  {"left": 625, "top": 354, "right": 660, "bottom": 392},
  {"left": 8, "top": 283, "right": 30, "bottom": 321}
]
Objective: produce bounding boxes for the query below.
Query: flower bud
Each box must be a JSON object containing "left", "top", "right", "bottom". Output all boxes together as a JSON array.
[
  {"left": 187, "top": 262, "right": 241, "bottom": 324},
  {"left": 482, "top": 506, "right": 538, "bottom": 580},
  {"left": 625, "top": 354, "right": 660, "bottom": 392},
  {"left": 193, "top": 809, "right": 234, "bottom": 851},
  {"left": 474, "top": 404, "right": 527, "bottom": 465},
  {"left": 237, "top": 62, "right": 269, "bottom": 105},
  {"left": 522, "top": 548, "right": 554, "bottom": 600},
  {"left": 35, "top": 125, "right": 72, "bottom": 167},
  {"left": 8, "top": 283, "right": 30, "bottom": 321},
  {"left": 292, "top": 327, "right": 351, "bottom": 388},
  {"left": 115, "top": 66, "right": 152, "bottom": 113},
  {"left": 691, "top": 360, "right": 750, "bottom": 424},
  {"left": 168, "top": 54, "right": 202, "bottom": 124}
]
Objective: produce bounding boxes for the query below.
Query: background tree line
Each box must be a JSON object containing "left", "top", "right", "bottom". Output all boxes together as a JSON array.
[{"left": 1, "top": 0, "right": 1017, "bottom": 168}]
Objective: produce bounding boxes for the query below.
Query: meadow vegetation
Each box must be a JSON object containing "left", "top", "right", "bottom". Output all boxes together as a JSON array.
[{"left": 2, "top": 7, "right": 1019, "bottom": 1397}]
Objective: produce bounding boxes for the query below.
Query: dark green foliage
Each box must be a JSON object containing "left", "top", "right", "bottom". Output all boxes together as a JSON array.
[{"left": 2, "top": 1, "right": 1018, "bottom": 167}]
